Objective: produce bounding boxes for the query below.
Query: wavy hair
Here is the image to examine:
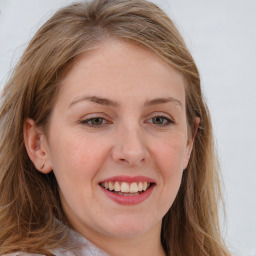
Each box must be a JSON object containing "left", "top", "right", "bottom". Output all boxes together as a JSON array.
[{"left": 0, "top": 0, "right": 230, "bottom": 255}]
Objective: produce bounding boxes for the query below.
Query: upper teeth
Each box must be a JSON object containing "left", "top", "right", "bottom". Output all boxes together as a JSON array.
[{"left": 101, "top": 181, "right": 150, "bottom": 193}]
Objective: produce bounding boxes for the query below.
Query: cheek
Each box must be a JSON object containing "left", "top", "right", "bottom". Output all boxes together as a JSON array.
[
  {"left": 151, "top": 133, "right": 187, "bottom": 190},
  {"left": 148, "top": 134, "right": 187, "bottom": 216},
  {"left": 48, "top": 131, "right": 109, "bottom": 185},
  {"left": 49, "top": 135, "right": 108, "bottom": 210},
  {"left": 155, "top": 135, "right": 187, "bottom": 172},
  {"left": 160, "top": 149, "right": 184, "bottom": 195}
]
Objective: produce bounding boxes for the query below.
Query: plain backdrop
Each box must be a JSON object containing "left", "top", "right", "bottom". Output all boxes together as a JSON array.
[{"left": 0, "top": 1, "right": 255, "bottom": 255}]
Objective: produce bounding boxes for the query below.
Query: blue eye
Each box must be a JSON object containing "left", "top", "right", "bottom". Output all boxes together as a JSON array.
[
  {"left": 81, "top": 117, "right": 107, "bottom": 127},
  {"left": 149, "top": 116, "right": 173, "bottom": 127}
]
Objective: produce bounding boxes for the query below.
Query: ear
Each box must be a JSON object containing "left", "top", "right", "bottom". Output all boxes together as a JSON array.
[
  {"left": 183, "top": 117, "right": 200, "bottom": 170},
  {"left": 24, "top": 118, "right": 52, "bottom": 174}
]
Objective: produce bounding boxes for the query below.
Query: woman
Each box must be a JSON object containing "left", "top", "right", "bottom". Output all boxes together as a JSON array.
[{"left": 0, "top": 0, "right": 231, "bottom": 255}]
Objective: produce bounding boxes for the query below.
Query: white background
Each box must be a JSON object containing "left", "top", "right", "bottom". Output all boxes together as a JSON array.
[{"left": 0, "top": 1, "right": 255, "bottom": 255}]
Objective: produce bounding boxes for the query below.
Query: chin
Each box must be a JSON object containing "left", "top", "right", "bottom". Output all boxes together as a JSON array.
[{"left": 101, "top": 214, "right": 160, "bottom": 238}]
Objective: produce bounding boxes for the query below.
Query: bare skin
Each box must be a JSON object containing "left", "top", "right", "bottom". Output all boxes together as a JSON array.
[{"left": 25, "top": 39, "right": 198, "bottom": 256}]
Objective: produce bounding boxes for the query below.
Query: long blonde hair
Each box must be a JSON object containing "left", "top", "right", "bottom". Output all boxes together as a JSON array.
[{"left": 0, "top": 0, "right": 230, "bottom": 255}]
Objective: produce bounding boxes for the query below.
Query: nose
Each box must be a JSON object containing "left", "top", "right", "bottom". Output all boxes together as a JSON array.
[{"left": 111, "top": 126, "right": 150, "bottom": 167}]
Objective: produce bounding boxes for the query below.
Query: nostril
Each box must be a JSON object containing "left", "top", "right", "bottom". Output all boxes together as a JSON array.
[
  {"left": 119, "top": 158, "right": 142, "bottom": 166},
  {"left": 119, "top": 158, "right": 133, "bottom": 165},
  {"left": 112, "top": 144, "right": 148, "bottom": 166}
]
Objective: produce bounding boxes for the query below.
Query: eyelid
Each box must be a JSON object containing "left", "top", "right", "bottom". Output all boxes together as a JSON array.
[
  {"left": 147, "top": 112, "right": 174, "bottom": 121},
  {"left": 145, "top": 112, "right": 175, "bottom": 127},
  {"left": 78, "top": 112, "right": 175, "bottom": 128},
  {"left": 79, "top": 113, "right": 112, "bottom": 128},
  {"left": 80, "top": 112, "right": 110, "bottom": 120}
]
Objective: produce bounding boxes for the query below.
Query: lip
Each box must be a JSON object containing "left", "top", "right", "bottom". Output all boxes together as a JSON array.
[
  {"left": 100, "top": 184, "right": 155, "bottom": 205},
  {"left": 99, "top": 175, "right": 156, "bottom": 183},
  {"left": 99, "top": 175, "right": 156, "bottom": 205}
]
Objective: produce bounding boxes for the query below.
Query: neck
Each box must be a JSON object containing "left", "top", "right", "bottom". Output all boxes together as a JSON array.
[
  {"left": 78, "top": 222, "right": 166, "bottom": 256},
  {"left": 97, "top": 234, "right": 165, "bottom": 256}
]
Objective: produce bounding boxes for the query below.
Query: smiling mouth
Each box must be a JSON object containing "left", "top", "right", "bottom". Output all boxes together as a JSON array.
[{"left": 100, "top": 181, "right": 152, "bottom": 196}]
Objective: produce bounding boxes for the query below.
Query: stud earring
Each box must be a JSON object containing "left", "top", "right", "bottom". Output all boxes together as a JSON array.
[{"left": 40, "top": 162, "right": 45, "bottom": 169}]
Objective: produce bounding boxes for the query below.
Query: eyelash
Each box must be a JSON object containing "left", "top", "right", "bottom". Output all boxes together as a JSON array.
[
  {"left": 80, "top": 115, "right": 174, "bottom": 128},
  {"left": 80, "top": 117, "right": 108, "bottom": 127},
  {"left": 147, "top": 115, "right": 174, "bottom": 127}
]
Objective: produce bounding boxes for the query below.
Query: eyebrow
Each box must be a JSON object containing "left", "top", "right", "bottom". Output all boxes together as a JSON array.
[
  {"left": 144, "top": 97, "right": 182, "bottom": 107},
  {"left": 69, "top": 96, "right": 182, "bottom": 108},
  {"left": 69, "top": 96, "right": 119, "bottom": 108}
]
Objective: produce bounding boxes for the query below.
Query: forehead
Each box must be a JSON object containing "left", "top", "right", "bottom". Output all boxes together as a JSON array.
[{"left": 57, "top": 39, "right": 186, "bottom": 108}]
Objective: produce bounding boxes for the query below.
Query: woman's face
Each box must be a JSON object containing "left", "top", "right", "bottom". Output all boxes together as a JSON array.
[{"left": 43, "top": 40, "right": 194, "bottom": 240}]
